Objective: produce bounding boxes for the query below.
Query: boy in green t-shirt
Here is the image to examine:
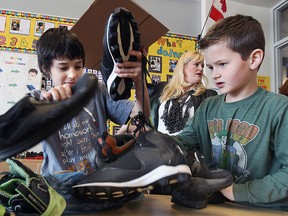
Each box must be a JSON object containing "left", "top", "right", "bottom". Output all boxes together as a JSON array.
[{"left": 174, "top": 14, "right": 288, "bottom": 211}]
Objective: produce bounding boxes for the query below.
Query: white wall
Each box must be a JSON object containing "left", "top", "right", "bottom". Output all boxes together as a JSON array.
[
  {"left": 0, "top": 0, "right": 94, "bottom": 19},
  {"left": 0, "top": 0, "right": 202, "bottom": 36},
  {"left": 132, "top": 0, "right": 202, "bottom": 36}
]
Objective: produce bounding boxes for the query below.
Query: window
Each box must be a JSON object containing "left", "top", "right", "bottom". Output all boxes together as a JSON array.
[
  {"left": 280, "top": 45, "right": 288, "bottom": 81},
  {"left": 280, "top": 5, "right": 288, "bottom": 40},
  {"left": 273, "top": 0, "right": 288, "bottom": 90}
]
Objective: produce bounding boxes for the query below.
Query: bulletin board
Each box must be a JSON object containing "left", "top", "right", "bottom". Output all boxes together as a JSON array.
[
  {"left": 147, "top": 33, "right": 197, "bottom": 84},
  {"left": 0, "top": 9, "right": 77, "bottom": 115}
]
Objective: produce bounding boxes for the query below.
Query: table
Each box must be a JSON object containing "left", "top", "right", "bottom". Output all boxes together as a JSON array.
[{"left": 77, "top": 194, "right": 287, "bottom": 216}]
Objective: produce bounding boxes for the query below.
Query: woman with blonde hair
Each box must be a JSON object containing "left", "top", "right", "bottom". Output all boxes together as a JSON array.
[{"left": 150, "top": 50, "right": 217, "bottom": 135}]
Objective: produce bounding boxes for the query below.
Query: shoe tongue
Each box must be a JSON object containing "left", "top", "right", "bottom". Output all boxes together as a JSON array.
[
  {"left": 136, "top": 131, "right": 155, "bottom": 148},
  {"left": 137, "top": 131, "right": 171, "bottom": 149}
]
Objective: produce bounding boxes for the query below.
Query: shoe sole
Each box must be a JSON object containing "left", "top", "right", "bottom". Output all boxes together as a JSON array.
[
  {"left": 171, "top": 197, "right": 208, "bottom": 209},
  {"left": 73, "top": 165, "right": 191, "bottom": 199},
  {"left": 106, "top": 7, "right": 140, "bottom": 100}
]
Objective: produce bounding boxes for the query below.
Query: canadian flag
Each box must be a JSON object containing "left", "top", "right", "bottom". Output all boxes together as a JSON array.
[{"left": 209, "top": 0, "right": 227, "bottom": 22}]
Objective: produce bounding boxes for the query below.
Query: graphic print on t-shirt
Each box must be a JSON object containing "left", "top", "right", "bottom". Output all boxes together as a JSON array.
[
  {"left": 58, "top": 115, "right": 100, "bottom": 174},
  {"left": 208, "top": 118, "right": 259, "bottom": 181}
]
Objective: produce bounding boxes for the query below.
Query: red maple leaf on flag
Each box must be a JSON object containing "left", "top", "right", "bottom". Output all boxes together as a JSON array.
[
  {"left": 220, "top": 0, "right": 227, "bottom": 12},
  {"left": 209, "top": 0, "right": 227, "bottom": 22}
]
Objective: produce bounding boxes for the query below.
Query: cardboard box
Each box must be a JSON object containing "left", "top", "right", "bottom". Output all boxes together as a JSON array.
[{"left": 71, "top": 0, "right": 169, "bottom": 69}]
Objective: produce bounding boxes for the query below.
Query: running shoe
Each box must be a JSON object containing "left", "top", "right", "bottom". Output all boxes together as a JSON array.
[{"left": 72, "top": 130, "right": 191, "bottom": 200}]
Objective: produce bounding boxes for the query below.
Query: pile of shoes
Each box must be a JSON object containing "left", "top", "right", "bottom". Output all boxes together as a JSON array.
[
  {"left": 73, "top": 126, "right": 233, "bottom": 209},
  {"left": 72, "top": 130, "right": 192, "bottom": 200}
]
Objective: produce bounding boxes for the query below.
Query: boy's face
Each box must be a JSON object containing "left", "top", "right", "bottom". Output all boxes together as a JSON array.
[
  {"left": 203, "top": 41, "right": 255, "bottom": 99},
  {"left": 49, "top": 57, "right": 83, "bottom": 87}
]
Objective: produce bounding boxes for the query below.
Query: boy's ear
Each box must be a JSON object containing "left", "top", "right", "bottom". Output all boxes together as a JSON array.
[{"left": 250, "top": 49, "right": 264, "bottom": 70}]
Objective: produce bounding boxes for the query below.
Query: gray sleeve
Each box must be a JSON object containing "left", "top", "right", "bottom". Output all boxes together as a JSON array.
[{"left": 98, "top": 83, "right": 134, "bottom": 125}]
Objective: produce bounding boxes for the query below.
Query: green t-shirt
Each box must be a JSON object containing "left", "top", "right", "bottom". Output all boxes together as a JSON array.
[{"left": 175, "top": 87, "right": 288, "bottom": 211}]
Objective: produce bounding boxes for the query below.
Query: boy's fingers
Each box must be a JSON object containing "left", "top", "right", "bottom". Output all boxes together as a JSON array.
[{"left": 42, "top": 85, "right": 72, "bottom": 101}]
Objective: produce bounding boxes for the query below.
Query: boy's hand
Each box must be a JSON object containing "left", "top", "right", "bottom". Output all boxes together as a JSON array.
[
  {"left": 41, "top": 84, "right": 73, "bottom": 101},
  {"left": 220, "top": 185, "right": 235, "bottom": 201},
  {"left": 114, "top": 50, "right": 143, "bottom": 85}
]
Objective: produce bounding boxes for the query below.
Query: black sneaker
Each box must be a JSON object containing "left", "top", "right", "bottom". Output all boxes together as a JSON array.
[
  {"left": 190, "top": 160, "right": 233, "bottom": 193},
  {"left": 72, "top": 131, "right": 191, "bottom": 200},
  {"left": 0, "top": 74, "right": 98, "bottom": 161},
  {"left": 171, "top": 176, "right": 229, "bottom": 209},
  {"left": 151, "top": 160, "right": 233, "bottom": 196},
  {"left": 0, "top": 158, "right": 66, "bottom": 215},
  {"left": 171, "top": 178, "right": 208, "bottom": 209},
  {"left": 97, "top": 131, "right": 135, "bottom": 163},
  {"left": 100, "top": 7, "right": 141, "bottom": 101},
  {"left": 171, "top": 160, "right": 233, "bottom": 209}
]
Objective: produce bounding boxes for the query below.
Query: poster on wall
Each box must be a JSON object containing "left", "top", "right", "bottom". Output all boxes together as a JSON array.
[
  {"left": 257, "top": 75, "right": 270, "bottom": 91},
  {"left": 0, "top": 50, "right": 41, "bottom": 114},
  {"left": 0, "top": 9, "right": 78, "bottom": 115},
  {"left": 0, "top": 10, "right": 77, "bottom": 51},
  {"left": 147, "top": 33, "right": 197, "bottom": 85}
]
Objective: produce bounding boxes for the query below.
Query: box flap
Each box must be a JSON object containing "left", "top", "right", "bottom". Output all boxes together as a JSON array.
[{"left": 71, "top": 0, "right": 169, "bottom": 69}]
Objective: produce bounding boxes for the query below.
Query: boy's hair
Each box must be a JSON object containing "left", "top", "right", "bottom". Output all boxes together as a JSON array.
[
  {"left": 160, "top": 50, "right": 207, "bottom": 103},
  {"left": 36, "top": 27, "right": 85, "bottom": 77},
  {"left": 199, "top": 14, "right": 265, "bottom": 63}
]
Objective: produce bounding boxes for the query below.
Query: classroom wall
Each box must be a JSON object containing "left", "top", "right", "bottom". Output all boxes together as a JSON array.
[
  {"left": 0, "top": 0, "right": 202, "bottom": 36},
  {"left": 0, "top": 0, "right": 277, "bottom": 91}
]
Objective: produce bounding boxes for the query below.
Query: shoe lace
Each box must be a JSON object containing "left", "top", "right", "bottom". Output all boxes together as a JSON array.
[
  {"left": 141, "top": 54, "right": 152, "bottom": 85},
  {"left": 127, "top": 111, "right": 155, "bottom": 137},
  {"left": 124, "top": 53, "right": 155, "bottom": 137}
]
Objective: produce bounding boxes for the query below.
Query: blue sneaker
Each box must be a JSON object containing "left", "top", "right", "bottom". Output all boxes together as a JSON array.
[{"left": 100, "top": 7, "right": 141, "bottom": 101}]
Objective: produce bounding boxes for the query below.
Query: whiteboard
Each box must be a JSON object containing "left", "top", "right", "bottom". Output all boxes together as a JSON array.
[{"left": 0, "top": 50, "right": 42, "bottom": 115}]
